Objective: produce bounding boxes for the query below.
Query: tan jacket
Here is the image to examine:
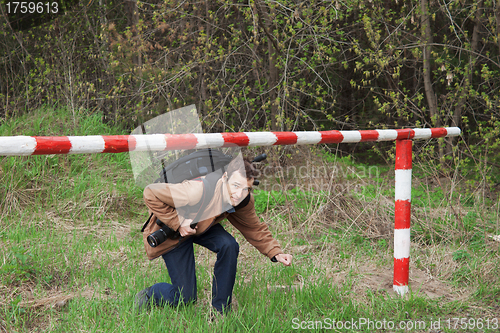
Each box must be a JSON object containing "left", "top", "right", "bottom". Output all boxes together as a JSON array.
[{"left": 142, "top": 177, "right": 283, "bottom": 260}]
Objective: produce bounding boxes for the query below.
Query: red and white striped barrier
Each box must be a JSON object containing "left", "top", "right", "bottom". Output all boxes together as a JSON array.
[
  {"left": 0, "top": 127, "right": 460, "bottom": 156},
  {"left": 394, "top": 140, "right": 412, "bottom": 296},
  {"left": 0, "top": 126, "right": 461, "bottom": 296}
]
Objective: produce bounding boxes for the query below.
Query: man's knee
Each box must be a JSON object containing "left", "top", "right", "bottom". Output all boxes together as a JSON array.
[
  {"left": 149, "top": 283, "right": 197, "bottom": 307},
  {"left": 219, "top": 236, "right": 239, "bottom": 256}
]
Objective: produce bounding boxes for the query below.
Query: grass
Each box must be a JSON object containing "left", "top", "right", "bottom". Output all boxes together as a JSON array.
[{"left": 1, "top": 106, "right": 500, "bottom": 332}]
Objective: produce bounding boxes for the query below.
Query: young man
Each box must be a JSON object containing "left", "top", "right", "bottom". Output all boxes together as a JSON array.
[{"left": 136, "top": 156, "right": 293, "bottom": 314}]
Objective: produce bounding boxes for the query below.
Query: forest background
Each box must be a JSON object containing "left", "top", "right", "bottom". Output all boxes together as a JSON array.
[{"left": 1, "top": 0, "right": 500, "bottom": 166}]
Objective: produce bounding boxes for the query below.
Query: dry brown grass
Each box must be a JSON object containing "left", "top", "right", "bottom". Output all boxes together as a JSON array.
[{"left": 0, "top": 285, "right": 111, "bottom": 310}]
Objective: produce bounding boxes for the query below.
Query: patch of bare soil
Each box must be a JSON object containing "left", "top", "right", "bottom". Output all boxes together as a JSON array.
[{"left": 326, "top": 260, "right": 468, "bottom": 302}]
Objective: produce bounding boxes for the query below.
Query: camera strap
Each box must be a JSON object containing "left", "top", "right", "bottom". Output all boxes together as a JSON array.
[
  {"left": 189, "top": 177, "right": 210, "bottom": 229},
  {"left": 141, "top": 213, "right": 154, "bottom": 233}
]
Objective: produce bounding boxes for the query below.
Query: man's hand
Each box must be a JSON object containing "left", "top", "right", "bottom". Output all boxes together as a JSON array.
[
  {"left": 275, "top": 253, "right": 293, "bottom": 266},
  {"left": 178, "top": 218, "right": 197, "bottom": 237}
]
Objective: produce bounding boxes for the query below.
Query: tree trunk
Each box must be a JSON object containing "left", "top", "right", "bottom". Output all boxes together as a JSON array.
[
  {"left": 421, "top": 0, "right": 444, "bottom": 160},
  {"left": 448, "top": 1, "right": 483, "bottom": 155},
  {"left": 97, "top": 0, "right": 112, "bottom": 123},
  {"left": 495, "top": 1, "right": 500, "bottom": 53},
  {"left": 125, "top": 0, "right": 141, "bottom": 68},
  {"left": 421, "top": 0, "right": 439, "bottom": 127},
  {"left": 199, "top": 0, "right": 210, "bottom": 118},
  {"left": 268, "top": 33, "right": 279, "bottom": 131},
  {"left": 454, "top": 2, "right": 482, "bottom": 128},
  {"left": 255, "top": 0, "right": 279, "bottom": 131}
]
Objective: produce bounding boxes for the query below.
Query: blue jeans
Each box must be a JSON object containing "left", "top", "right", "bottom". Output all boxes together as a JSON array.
[{"left": 147, "top": 223, "right": 239, "bottom": 313}]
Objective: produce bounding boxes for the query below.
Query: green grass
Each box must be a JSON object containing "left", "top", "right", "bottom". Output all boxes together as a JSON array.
[{"left": 1, "top": 107, "right": 500, "bottom": 332}]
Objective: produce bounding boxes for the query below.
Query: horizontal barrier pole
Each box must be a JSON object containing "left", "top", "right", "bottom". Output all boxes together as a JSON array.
[{"left": 0, "top": 127, "right": 460, "bottom": 156}]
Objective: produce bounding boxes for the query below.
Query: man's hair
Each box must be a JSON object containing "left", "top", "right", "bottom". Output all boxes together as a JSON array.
[{"left": 226, "top": 156, "right": 257, "bottom": 180}]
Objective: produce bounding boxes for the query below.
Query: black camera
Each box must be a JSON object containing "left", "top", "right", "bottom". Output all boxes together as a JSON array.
[{"left": 147, "top": 220, "right": 180, "bottom": 247}]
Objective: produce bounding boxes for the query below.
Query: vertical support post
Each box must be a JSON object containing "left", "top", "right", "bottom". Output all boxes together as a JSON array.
[{"left": 393, "top": 139, "right": 412, "bottom": 296}]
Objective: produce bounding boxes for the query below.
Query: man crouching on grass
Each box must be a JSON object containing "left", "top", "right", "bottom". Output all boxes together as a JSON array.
[{"left": 135, "top": 155, "right": 292, "bottom": 315}]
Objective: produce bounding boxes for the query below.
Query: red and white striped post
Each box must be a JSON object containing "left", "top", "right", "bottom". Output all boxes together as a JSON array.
[{"left": 394, "top": 139, "right": 412, "bottom": 296}]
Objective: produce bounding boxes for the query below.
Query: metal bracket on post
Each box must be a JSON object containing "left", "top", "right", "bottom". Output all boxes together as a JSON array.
[{"left": 393, "top": 139, "right": 412, "bottom": 296}]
